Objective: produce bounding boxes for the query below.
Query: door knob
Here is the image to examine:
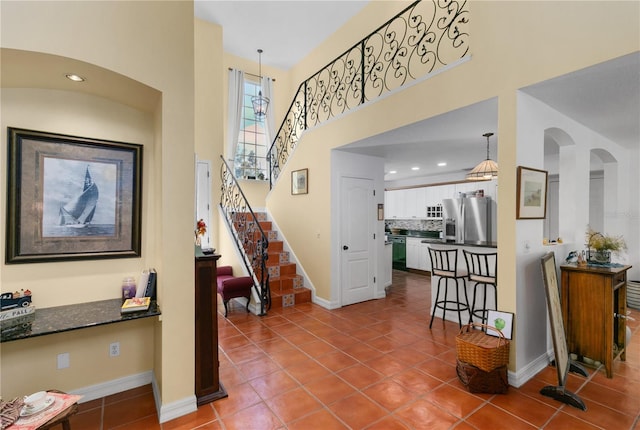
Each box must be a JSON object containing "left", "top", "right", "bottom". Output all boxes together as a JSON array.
[{"left": 343, "top": 245, "right": 349, "bottom": 250}]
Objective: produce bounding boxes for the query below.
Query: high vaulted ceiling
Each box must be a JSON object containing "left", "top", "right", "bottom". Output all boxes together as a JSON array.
[
  {"left": 196, "top": 1, "right": 639, "bottom": 183},
  {"left": 194, "top": 0, "right": 369, "bottom": 70}
]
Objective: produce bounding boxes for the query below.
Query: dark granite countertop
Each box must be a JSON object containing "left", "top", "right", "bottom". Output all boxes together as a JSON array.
[
  {"left": 0, "top": 298, "right": 161, "bottom": 343},
  {"left": 421, "top": 239, "right": 497, "bottom": 248},
  {"left": 387, "top": 230, "right": 441, "bottom": 239}
]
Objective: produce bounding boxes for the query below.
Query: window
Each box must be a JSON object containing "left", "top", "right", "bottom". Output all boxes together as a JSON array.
[{"left": 235, "top": 80, "right": 268, "bottom": 180}]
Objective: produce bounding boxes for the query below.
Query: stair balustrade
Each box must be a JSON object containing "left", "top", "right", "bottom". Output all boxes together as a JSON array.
[
  {"left": 220, "top": 156, "right": 271, "bottom": 315},
  {"left": 268, "top": 0, "right": 470, "bottom": 188}
]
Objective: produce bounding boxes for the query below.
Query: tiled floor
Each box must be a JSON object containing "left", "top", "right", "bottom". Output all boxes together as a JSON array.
[{"left": 70, "top": 270, "right": 640, "bottom": 429}]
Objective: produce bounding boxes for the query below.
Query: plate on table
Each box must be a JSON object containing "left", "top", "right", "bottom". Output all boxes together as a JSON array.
[{"left": 20, "top": 395, "right": 55, "bottom": 417}]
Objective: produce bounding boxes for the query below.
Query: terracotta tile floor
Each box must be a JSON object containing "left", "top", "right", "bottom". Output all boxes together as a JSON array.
[{"left": 70, "top": 270, "right": 640, "bottom": 429}]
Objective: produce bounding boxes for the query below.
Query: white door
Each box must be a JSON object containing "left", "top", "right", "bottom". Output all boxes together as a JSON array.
[
  {"left": 195, "top": 160, "right": 212, "bottom": 249},
  {"left": 340, "top": 177, "right": 374, "bottom": 306}
]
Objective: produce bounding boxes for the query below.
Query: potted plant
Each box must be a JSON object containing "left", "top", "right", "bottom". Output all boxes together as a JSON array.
[{"left": 585, "top": 226, "right": 626, "bottom": 263}]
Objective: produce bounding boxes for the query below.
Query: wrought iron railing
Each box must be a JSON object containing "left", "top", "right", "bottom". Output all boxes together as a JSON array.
[
  {"left": 267, "top": 0, "right": 470, "bottom": 187},
  {"left": 220, "top": 156, "right": 271, "bottom": 315}
]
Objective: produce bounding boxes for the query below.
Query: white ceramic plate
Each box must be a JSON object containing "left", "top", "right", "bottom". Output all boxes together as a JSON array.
[{"left": 20, "top": 396, "right": 55, "bottom": 417}]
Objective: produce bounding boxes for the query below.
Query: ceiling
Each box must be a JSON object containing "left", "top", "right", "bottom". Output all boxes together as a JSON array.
[
  {"left": 196, "top": 2, "right": 639, "bottom": 184},
  {"left": 194, "top": 0, "right": 369, "bottom": 70}
]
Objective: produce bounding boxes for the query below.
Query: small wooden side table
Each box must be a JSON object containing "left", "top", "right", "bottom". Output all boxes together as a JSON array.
[
  {"left": 38, "top": 390, "right": 78, "bottom": 430},
  {"left": 560, "top": 263, "right": 631, "bottom": 378}
]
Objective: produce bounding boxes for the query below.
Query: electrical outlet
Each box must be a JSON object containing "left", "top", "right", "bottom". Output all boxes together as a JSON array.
[
  {"left": 57, "top": 352, "right": 70, "bottom": 369},
  {"left": 109, "top": 342, "right": 120, "bottom": 357}
]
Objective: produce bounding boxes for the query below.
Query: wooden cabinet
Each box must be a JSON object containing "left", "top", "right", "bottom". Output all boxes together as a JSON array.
[
  {"left": 195, "top": 254, "right": 227, "bottom": 405},
  {"left": 560, "top": 264, "right": 631, "bottom": 378}
]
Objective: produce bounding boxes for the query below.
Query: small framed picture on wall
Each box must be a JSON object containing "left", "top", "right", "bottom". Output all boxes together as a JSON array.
[
  {"left": 291, "top": 168, "right": 308, "bottom": 195},
  {"left": 516, "top": 166, "right": 548, "bottom": 219}
]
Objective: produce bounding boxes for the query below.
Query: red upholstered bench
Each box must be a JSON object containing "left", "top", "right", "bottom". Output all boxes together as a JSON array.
[{"left": 217, "top": 266, "right": 253, "bottom": 316}]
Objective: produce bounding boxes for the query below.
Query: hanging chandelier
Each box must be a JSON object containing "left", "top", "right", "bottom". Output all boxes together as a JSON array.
[
  {"left": 466, "top": 132, "right": 498, "bottom": 181},
  {"left": 251, "top": 49, "right": 270, "bottom": 118}
]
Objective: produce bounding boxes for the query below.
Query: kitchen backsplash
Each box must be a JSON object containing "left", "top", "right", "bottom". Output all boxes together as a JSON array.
[{"left": 386, "top": 219, "right": 443, "bottom": 232}]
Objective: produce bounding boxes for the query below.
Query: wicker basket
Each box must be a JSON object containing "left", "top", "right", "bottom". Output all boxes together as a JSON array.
[
  {"left": 456, "top": 323, "right": 510, "bottom": 372},
  {"left": 456, "top": 359, "right": 509, "bottom": 394}
]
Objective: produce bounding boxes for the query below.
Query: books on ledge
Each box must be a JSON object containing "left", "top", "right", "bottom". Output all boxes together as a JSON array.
[
  {"left": 135, "top": 268, "right": 157, "bottom": 300},
  {"left": 121, "top": 297, "right": 151, "bottom": 313}
]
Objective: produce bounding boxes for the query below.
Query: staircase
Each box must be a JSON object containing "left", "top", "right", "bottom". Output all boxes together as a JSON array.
[{"left": 254, "top": 212, "right": 311, "bottom": 309}]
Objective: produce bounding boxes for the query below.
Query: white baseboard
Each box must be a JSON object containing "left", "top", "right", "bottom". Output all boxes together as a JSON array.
[
  {"left": 69, "top": 371, "right": 153, "bottom": 403},
  {"left": 68, "top": 371, "right": 197, "bottom": 424},
  {"left": 157, "top": 391, "right": 197, "bottom": 424},
  {"left": 508, "top": 351, "right": 551, "bottom": 388},
  {"left": 313, "top": 295, "right": 341, "bottom": 310}
]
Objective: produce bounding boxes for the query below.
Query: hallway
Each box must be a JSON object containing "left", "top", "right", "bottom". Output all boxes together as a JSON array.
[{"left": 72, "top": 270, "right": 640, "bottom": 429}]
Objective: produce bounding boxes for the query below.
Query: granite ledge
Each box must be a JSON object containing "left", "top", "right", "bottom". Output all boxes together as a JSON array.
[{"left": 1, "top": 298, "right": 160, "bottom": 343}]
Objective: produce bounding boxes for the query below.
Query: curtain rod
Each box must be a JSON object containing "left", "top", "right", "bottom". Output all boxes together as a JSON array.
[{"left": 228, "top": 68, "right": 276, "bottom": 82}]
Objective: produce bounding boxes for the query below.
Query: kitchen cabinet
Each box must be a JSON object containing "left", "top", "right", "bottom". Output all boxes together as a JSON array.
[
  {"left": 406, "top": 237, "right": 420, "bottom": 269},
  {"left": 385, "top": 179, "right": 498, "bottom": 220},
  {"left": 385, "top": 188, "right": 427, "bottom": 219},
  {"left": 560, "top": 263, "right": 631, "bottom": 378},
  {"left": 406, "top": 237, "right": 430, "bottom": 271}
]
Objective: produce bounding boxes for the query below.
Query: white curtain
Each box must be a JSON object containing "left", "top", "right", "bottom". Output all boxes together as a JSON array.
[
  {"left": 261, "top": 75, "right": 275, "bottom": 173},
  {"left": 226, "top": 69, "right": 244, "bottom": 163}
]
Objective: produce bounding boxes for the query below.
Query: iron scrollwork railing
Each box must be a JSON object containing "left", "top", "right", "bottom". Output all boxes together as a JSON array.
[
  {"left": 268, "top": 0, "right": 469, "bottom": 187},
  {"left": 220, "top": 156, "right": 270, "bottom": 315}
]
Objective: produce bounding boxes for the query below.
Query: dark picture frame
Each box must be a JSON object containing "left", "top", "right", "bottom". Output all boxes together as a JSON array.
[
  {"left": 291, "top": 168, "right": 308, "bottom": 195},
  {"left": 516, "top": 166, "right": 548, "bottom": 219},
  {"left": 6, "top": 128, "right": 143, "bottom": 264}
]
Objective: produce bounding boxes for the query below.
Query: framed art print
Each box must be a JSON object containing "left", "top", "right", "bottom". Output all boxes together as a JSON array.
[
  {"left": 6, "top": 127, "right": 142, "bottom": 263},
  {"left": 486, "top": 310, "right": 514, "bottom": 340},
  {"left": 516, "top": 166, "right": 548, "bottom": 219},
  {"left": 291, "top": 168, "right": 308, "bottom": 195}
]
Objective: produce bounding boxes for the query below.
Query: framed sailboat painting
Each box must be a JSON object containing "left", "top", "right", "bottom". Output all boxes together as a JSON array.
[{"left": 6, "top": 128, "right": 142, "bottom": 263}]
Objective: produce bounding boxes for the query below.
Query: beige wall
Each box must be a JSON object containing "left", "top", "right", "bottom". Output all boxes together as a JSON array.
[
  {"left": 1, "top": 0, "right": 195, "bottom": 412},
  {"left": 0, "top": 0, "right": 637, "bottom": 413},
  {"left": 265, "top": 0, "right": 639, "bottom": 354}
]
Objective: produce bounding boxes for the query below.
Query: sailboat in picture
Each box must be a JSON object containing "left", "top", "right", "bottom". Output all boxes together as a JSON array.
[{"left": 59, "top": 166, "right": 99, "bottom": 228}]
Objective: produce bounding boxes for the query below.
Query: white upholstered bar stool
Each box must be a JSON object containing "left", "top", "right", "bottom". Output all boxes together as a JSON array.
[
  {"left": 428, "top": 247, "right": 470, "bottom": 328},
  {"left": 463, "top": 250, "right": 497, "bottom": 326}
]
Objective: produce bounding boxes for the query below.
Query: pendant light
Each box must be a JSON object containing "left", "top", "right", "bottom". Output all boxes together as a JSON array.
[
  {"left": 251, "top": 49, "right": 270, "bottom": 118},
  {"left": 466, "top": 132, "right": 498, "bottom": 181}
]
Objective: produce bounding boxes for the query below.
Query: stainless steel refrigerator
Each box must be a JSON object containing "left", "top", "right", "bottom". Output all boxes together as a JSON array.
[{"left": 442, "top": 197, "right": 492, "bottom": 244}]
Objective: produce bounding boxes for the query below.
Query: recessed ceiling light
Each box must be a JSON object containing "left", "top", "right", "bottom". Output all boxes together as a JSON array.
[
  {"left": 389, "top": 170, "right": 397, "bottom": 174},
  {"left": 411, "top": 167, "right": 420, "bottom": 171},
  {"left": 65, "top": 73, "right": 86, "bottom": 82},
  {"left": 437, "top": 162, "right": 447, "bottom": 167}
]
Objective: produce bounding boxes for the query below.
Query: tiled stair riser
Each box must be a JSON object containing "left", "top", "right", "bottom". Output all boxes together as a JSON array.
[{"left": 235, "top": 212, "right": 311, "bottom": 309}]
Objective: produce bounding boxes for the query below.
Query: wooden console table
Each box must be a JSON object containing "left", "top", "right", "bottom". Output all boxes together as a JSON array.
[{"left": 560, "top": 263, "right": 631, "bottom": 378}]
